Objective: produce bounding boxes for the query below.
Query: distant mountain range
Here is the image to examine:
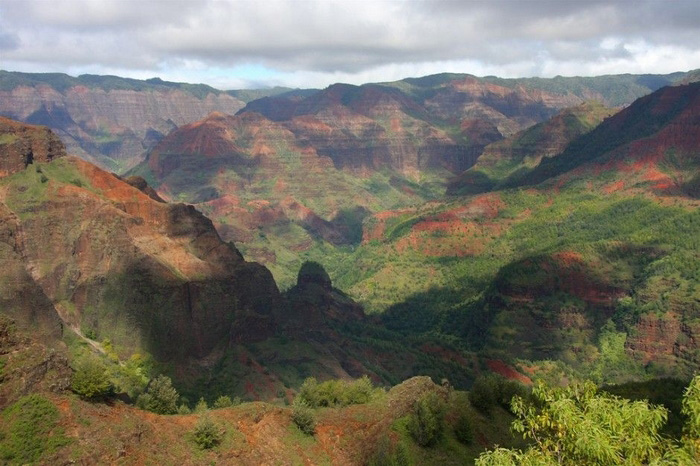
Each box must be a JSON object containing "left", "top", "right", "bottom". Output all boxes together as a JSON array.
[{"left": 0, "top": 71, "right": 306, "bottom": 172}]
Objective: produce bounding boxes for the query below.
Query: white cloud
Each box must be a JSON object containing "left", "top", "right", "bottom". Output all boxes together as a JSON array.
[{"left": 0, "top": 0, "right": 698, "bottom": 89}]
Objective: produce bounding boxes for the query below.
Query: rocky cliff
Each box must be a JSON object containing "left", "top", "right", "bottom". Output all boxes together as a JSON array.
[
  {"left": 0, "top": 71, "right": 246, "bottom": 171},
  {"left": 0, "top": 116, "right": 67, "bottom": 177}
]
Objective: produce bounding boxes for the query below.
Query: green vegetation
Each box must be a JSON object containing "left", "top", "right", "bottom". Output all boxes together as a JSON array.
[
  {"left": 136, "top": 375, "right": 180, "bottom": 414},
  {"left": 469, "top": 375, "right": 528, "bottom": 414},
  {"left": 0, "top": 395, "right": 70, "bottom": 464},
  {"left": 213, "top": 395, "right": 239, "bottom": 409},
  {"left": 476, "top": 376, "right": 700, "bottom": 465},
  {"left": 453, "top": 414, "right": 473, "bottom": 445},
  {"left": 297, "top": 375, "right": 380, "bottom": 407},
  {"left": 192, "top": 415, "right": 224, "bottom": 450},
  {"left": 291, "top": 398, "right": 316, "bottom": 435},
  {"left": 70, "top": 355, "right": 113, "bottom": 400},
  {"left": 407, "top": 391, "right": 446, "bottom": 447}
]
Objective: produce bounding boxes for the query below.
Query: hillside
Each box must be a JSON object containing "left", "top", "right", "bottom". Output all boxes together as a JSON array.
[
  {"left": 447, "top": 101, "right": 616, "bottom": 195},
  {"left": 130, "top": 71, "right": 697, "bottom": 288},
  {"left": 1, "top": 119, "right": 500, "bottom": 404},
  {"left": 1, "top": 75, "right": 699, "bottom": 463},
  {"left": 0, "top": 318, "right": 520, "bottom": 466},
  {"left": 327, "top": 82, "right": 700, "bottom": 382}
]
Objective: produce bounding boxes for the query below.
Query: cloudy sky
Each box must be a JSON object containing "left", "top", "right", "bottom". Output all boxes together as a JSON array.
[{"left": 1, "top": 0, "right": 699, "bottom": 90}]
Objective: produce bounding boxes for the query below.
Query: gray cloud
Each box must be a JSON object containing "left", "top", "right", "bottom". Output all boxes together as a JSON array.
[{"left": 0, "top": 0, "right": 698, "bottom": 88}]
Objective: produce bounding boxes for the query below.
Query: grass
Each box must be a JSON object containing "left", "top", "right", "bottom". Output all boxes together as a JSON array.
[{"left": 0, "top": 395, "right": 71, "bottom": 464}]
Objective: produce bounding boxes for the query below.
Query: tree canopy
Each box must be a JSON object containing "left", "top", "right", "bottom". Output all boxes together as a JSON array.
[{"left": 477, "top": 376, "right": 700, "bottom": 465}]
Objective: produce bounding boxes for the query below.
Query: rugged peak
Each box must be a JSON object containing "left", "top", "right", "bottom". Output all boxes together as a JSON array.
[
  {"left": 297, "top": 260, "right": 332, "bottom": 291},
  {"left": 0, "top": 117, "right": 66, "bottom": 177}
]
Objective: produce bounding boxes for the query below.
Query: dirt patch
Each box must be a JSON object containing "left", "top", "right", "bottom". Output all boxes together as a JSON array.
[{"left": 486, "top": 359, "right": 533, "bottom": 385}]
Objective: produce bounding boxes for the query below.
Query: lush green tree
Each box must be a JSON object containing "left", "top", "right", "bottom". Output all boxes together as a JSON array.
[
  {"left": 407, "top": 391, "right": 446, "bottom": 447},
  {"left": 297, "top": 375, "right": 379, "bottom": 408},
  {"left": 454, "top": 414, "right": 473, "bottom": 445},
  {"left": 470, "top": 374, "right": 528, "bottom": 414},
  {"left": 192, "top": 415, "right": 223, "bottom": 450},
  {"left": 291, "top": 398, "right": 316, "bottom": 435},
  {"left": 213, "top": 395, "right": 233, "bottom": 409},
  {"left": 476, "top": 377, "right": 700, "bottom": 465},
  {"left": 136, "top": 375, "right": 179, "bottom": 415},
  {"left": 194, "top": 397, "right": 208, "bottom": 413},
  {"left": 70, "top": 356, "right": 113, "bottom": 400},
  {"left": 679, "top": 376, "right": 700, "bottom": 461}
]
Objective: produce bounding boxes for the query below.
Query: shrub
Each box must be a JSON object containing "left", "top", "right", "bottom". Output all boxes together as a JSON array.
[
  {"left": 477, "top": 379, "right": 679, "bottom": 465},
  {"left": 470, "top": 374, "right": 527, "bottom": 414},
  {"left": 70, "top": 356, "right": 113, "bottom": 400},
  {"left": 297, "top": 375, "right": 379, "bottom": 408},
  {"left": 213, "top": 395, "right": 233, "bottom": 409},
  {"left": 177, "top": 404, "right": 191, "bottom": 415},
  {"left": 369, "top": 435, "right": 411, "bottom": 466},
  {"left": 136, "top": 375, "right": 179, "bottom": 414},
  {"left": 192, "top": 415, "right": 223, "bottom": 450},
  {"left": 340, "top": 375, "right": 375, "bottom": 405},
  {"left": 291, "top": 398, "right": 316, "bottom": 435},
  {"left": 469, "top": 375, "right": 498, "bottom": 413},
  {"left": 194, "top": 397, "right": 208, "bottom": 413},
  {"left": 407, "top": 392, "right": 445, "bottom": 447},
  {"left": 454, "top": 414, "right": 473, "bottom": 445}
]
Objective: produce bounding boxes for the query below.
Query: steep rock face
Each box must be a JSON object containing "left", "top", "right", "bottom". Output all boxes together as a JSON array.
[
  {"left": 0, "top": 117, "right": 66, "bottom": 177},
  {"left": 0, "top": 203, "right": 63, "bottom": 341},
  {"left": 0, "top": 73, "right": 245, "bottom": 171},
  {"left": 0, "top": 316, "right": 72, "bottom": 409},
  {"left": 1, "top": 153, "right": 282, "bottom": 363}
]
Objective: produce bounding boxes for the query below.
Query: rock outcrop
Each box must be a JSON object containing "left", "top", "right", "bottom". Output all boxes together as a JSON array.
[{"left": 0, "top": 117, "right": 66, "bottom": 177}]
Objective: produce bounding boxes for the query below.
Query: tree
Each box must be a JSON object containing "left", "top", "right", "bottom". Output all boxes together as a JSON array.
[
  {"left": 136, "top": 375, "right": 179, "bottom": 414},
  {"left": 192, "top": 415, "right": 223, "bottom": 449},
  {"left": 70, "top": 356, "right": 113, "bottom": 400},
  {"left": 213, "top": 395, "right": 233, "bottom": 409},
  {"left": 407, "top": 391, "right": 446, "bottom": 447},
  {"left": 476, "top": 376, "right": 700, "bottom": 465},
  {"left": 291, "top": 398, "right": 316, "bottom": 435}
]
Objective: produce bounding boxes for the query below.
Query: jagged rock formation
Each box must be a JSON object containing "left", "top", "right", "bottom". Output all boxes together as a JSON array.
[{"left": 0, "top": 116, "right": 66, "bottom": 177}]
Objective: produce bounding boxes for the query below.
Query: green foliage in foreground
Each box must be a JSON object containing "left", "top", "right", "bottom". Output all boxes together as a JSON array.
[
  {"left": 192, "top": 415, "right": 223, "bottom": 450},
  {"left": 136, "top": 375, "right": 180, "bottom": 414},
  {"left": 291, "top": 398, "right": 316, "bottom": 435},
  {"left": 476, "top": 376, "right": 700, "bottom": 465},
  {"left": 0, "top": 395, "right": 70, "bottom": 464},
  {"left": 469, "top": 374, "right": 529, "bottom": 414},
  {"left": 407, "top": 391, "right": 446, "bottom": 447},
  {"left": 70, "top": 355, "right": 113, "bottom": 400},
  {"left": 297, "top": 375, "right": 381, "bottom": 407}
]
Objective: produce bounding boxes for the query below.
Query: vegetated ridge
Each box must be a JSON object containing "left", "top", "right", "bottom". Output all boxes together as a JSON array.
[{"left": 130, "top": 70, "right": 697, "bottom": 288}]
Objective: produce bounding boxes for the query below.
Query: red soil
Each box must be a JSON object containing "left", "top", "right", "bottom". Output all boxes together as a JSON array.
[{"left": 486, "top": 359, "right": 533, "bottom": 385}]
